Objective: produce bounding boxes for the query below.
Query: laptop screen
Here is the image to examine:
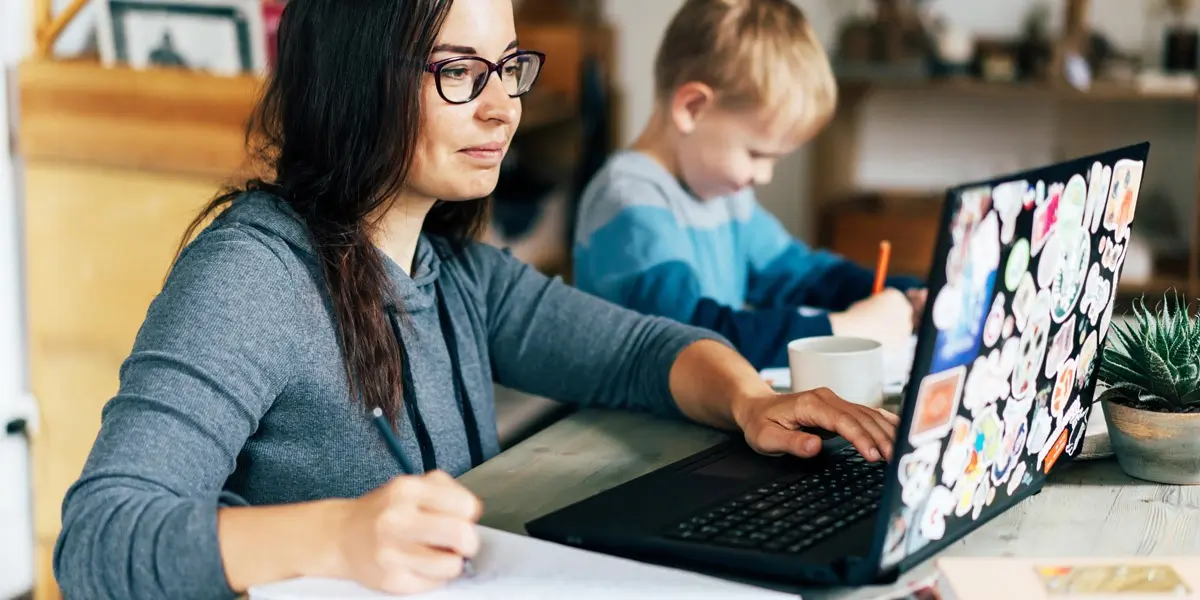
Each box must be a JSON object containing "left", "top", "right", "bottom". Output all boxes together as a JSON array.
[{"left": 876, "top": 142, "right": 1151, "bottom": 573}]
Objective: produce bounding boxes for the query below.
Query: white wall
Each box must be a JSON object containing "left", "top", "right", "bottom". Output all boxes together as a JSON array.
[
  {"left": 603, "top": 0, "right": 1197, "bottom": 245},
  {"left": 0, "top": 0, "right": 33, "bottom": 596}
]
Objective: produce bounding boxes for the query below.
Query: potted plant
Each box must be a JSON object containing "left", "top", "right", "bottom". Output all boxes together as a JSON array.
[{"left": 1098, "top": 292, "right": 1200, "bottom": 485}]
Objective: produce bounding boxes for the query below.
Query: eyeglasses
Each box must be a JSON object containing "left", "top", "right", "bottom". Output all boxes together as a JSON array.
[{"left": 425, "top": 50, "right": 546, "bottom": 105}]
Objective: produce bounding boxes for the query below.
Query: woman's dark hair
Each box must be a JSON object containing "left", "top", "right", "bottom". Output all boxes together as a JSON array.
[{"left": 176, "top": 0, "right": 489, "bottom": 424}]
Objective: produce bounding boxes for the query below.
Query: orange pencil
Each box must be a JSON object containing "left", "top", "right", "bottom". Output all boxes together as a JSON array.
[{"left": 872, "top": 240, "right": 891, "bottom": 295}]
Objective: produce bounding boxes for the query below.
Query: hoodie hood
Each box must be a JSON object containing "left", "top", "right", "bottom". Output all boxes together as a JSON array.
[{"left": 218, "top": 192, "right": 441, "bottom": 312}]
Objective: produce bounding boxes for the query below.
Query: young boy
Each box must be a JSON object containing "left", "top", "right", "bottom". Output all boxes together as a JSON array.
[{"left": 572, "top": 0, "right": 926, "bottom": 370}]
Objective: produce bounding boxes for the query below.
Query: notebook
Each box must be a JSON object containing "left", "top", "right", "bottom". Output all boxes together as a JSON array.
[
  {"left": 248, "top": 526, "right": 798, "bottom": 599},
  {"left": 936, "top": 556, "right": 1200, "bottom": 599}
]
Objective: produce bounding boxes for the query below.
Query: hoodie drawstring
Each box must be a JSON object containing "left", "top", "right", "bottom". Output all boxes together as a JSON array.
[{"left": 386, "top": 283, "right": 485, "bottom": 474}]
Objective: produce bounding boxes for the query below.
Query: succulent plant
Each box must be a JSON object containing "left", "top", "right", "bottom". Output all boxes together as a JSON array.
[{"left": 1100, "top": 291, "right": 1200, "bottom": 413}]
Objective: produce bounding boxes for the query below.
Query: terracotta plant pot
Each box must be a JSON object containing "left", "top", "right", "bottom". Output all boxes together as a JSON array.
[{"left": 1100, "top": 389, "right": 1200, "bottom": 485}]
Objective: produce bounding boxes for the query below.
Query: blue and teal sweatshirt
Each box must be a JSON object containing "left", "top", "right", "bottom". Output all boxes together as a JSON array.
[{"left": 572, "top": 151, "right": 921, "bottom": 370}]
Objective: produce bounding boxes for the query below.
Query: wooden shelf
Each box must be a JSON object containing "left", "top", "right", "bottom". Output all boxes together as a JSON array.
[
  {"left": 838, "top": 77, "right": 1200, "bottom": 103},
  {"left": 17, "top": 58, "right": 577, "bottom": 180}
]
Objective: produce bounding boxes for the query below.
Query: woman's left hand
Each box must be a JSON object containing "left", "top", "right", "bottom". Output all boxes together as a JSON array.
[{"left": 731, "top": 387, "right": 899, "bottom": 462}]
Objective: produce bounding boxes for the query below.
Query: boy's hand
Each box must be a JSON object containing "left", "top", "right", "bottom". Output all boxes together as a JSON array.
[
  {"left": 906, "top": 288, "right": 928, "bottom": 327},
  {"left": 828, "top": 288, "right": 913, "bottom": 349}
]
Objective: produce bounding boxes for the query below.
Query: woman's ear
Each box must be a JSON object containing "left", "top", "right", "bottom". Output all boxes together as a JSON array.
[{"left": 669, "top": 81, "right": 716, "bottom": 136}]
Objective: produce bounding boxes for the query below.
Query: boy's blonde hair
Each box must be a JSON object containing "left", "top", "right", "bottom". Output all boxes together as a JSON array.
[{"left": 654, "top": 0, "right": 836, "bottom": 131}]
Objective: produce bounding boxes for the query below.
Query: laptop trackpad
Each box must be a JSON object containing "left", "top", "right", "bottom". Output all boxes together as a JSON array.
[{"left": 689, "top": 446, "right": 799, "bottom": 480}]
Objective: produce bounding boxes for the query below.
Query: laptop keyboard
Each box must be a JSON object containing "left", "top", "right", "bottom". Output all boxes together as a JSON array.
[{"left": 664, "top": 447, "right": 887, "bottom": 554}]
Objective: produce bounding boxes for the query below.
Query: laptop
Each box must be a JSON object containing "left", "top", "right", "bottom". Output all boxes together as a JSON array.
[{"left": 525, "top": 142, "right": 1151, "bottom": 587}]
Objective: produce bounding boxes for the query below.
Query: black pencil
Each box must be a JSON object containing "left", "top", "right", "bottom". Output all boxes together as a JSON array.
[
  {"left": 372, "top": 407, "right": 417, "bottom": 474},
  {"left": 371, "top": 407, "right": 476, "bottom": 577}
]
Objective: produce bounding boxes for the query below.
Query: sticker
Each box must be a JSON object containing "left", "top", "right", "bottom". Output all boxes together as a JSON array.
[
  {"left": 953, "top": 468, "right": 983, "bottom": 517},
  {"left": 1101, "top": 238, "right": 1125, "bottom": 271},
  {"left": 1057, "top": 173, "right": 1088, "bottom": 237},
  {"left": 992, "top": 179, "right": 1026, "bottom": 245},
  {"left": 998, "top": 337, "right": 1019, "bottom": 378},
  {"left": 1044, "top": 314, "right": 1076, "bottom": 379},
  {"left": 1099, "top": 269, "right": 1119, "bottom": 340},
  {"left": 918, "top": 485, "right": 955, "bottom": 542},
  {"left": 1011, "top": 273, "right": 1036, "bottom": 331},
  {"left": 1033, "top": 180, "right": 1046, "bottom": 207},
  {"left": 1084, "top": 161, "right": 1112, "bottom": 235},
  {"left": 972, "top": 405, "right": 1004, "bottom": 467},
  {"left": 1012, "top": 290, "right": 1052, "bottom": 400},
  {"left": 991, "top": 420, "right": 1027, "bottom": 487},
  {"left": 1036, "top": 232, "right": 1060, "bottom": 289},
  {"left": 1080, "top": 264, "right": 1110, "bottom": 325},
  {"left": 1005, "top": 238, "right": 1031, "bottom": 291},
  {"left": 1075, "top": 332, "right": 1098, "bottom": 389},
  {"left": 986, "top": 485, "right": 997, "bottom": 507},
  {"left": 931, "top": 212, "right": 1000, "bottom": 372},
  {"left": 963, "top": 356, "right": 1004, "bottom": 416},
  {"left": 971, "top": 476, "right": 989, "bottom": 520},
  {"left": 1003, "top": 394, "right": 1034, "bottom": 426},
  {"left": 899, "top": 442, "right": 940, "bottom": 506},
  {"left": 982, "top": 293, "right": 1006, "bottom": 348},
  {"left": 1051, "top": 358, "right": 1077, "bottom": 419},
  {"left": 1032, "top": 183, "right": 1062, "bottom": 256},
  {"left": 881, "top": 511, "right": 910, "bottom": 568},
  {"left": 940, "top": 416, "right": 974, "bottom": 487},
  {"left": 1006, "top": 461, "right": 1027, "bottom": 496},
  {"left": 1002, "top": 315, "right": 1015, "bottom": 338},
  {"left": 1027, "top": 405, "right": 1054, "bottom": 455},
  {"left": 1041, "top": 426, "right": 1070, "bottom": 473},
  {"left": 1050, "top": 229, "right": 1089, "bottom": 323},
  {"left": 945, "top": 187, "right": 992, "bottom": 285},
  {"left": 1036, "top": 564, "right": 1192, "bottom": 595},
  {"left": 1104, "top": 159, "right": 1144, "bottom": 242},
  {"left": 909, "top": 366, "right": 967, "bottom": 444}
]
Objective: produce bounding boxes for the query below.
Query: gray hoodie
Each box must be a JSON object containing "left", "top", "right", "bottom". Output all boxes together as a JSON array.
[{"left": 53, "top": 192, "right": 723, "bottom": 599}]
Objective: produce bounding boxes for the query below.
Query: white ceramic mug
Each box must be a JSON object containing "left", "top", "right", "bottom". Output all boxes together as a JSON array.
[{"left": 787, "top": 336, "right": 885, "bottom": 408}]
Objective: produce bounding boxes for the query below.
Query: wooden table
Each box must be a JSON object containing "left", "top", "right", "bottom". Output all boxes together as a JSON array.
[{"left": 459, "top": 408, "right": 1200, "bottom": 599}]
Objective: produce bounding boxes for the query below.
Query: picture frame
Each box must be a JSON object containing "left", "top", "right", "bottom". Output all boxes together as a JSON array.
[{"left": 97, "top": 0, "right": 267, "bottom": 77}]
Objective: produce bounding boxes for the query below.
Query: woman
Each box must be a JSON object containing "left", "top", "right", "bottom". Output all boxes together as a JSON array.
[{"left": 53, "top": 0, "right": 899, "bottom": 597}]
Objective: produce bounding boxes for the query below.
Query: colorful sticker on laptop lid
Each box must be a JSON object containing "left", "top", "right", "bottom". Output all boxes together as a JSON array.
[{"left": 1105, "top": 159, "right": 1145, "bottom": 242}]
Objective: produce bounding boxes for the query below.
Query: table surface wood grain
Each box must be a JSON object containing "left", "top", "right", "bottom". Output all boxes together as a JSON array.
[{"left": 459, "top": 407, "right": 1200, "bottom": 599}]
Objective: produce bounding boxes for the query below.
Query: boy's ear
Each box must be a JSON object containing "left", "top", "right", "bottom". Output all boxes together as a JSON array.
[{"left": 670, "top": 82, "right": 716, "bottom": 135}]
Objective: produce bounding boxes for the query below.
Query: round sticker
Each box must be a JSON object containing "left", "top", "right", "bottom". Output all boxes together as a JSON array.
[
  {"left": 1037, "top": 232, "right": 1061, "bottom": 288},
  {"left": 1058, "top": 173, "right": 1087, "bottom": 236},
  {"left": 1005, "top": 238, "right": 1030, "bottom": 291},
  {"left": 1050, "top": 229, "right": 1089, "bottom": 323}
]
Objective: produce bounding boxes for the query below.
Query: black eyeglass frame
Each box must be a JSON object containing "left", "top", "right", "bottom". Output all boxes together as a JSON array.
[{"left": 425, "top": 50, "right": 547, "bottom": 105}]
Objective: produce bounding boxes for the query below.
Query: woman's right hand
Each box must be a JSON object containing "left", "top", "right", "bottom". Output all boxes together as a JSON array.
[{"left": 332, "top": 470, "right": 483, "bottom": 594}]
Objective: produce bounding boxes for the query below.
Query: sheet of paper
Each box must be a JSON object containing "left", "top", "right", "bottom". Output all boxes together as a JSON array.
[{"left": 249, "top": 526, "right": 797, "bottom": 600}]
